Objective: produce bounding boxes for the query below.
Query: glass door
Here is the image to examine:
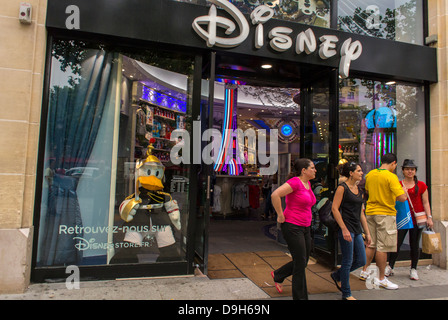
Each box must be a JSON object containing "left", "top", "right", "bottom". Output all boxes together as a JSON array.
[
  {"left": 189, "top": 53, "right": 216, "bottom": 274},
  {"left": 301, "top": 70, "right": 339, "bottom": 267}
]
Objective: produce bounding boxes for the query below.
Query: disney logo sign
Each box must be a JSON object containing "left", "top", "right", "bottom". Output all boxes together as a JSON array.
[
  {"left": 73, "top": 237, "right": 93, "bottom": 251},
  {"left": 192, "top": 0, "right": 362, "bottom": 79}
]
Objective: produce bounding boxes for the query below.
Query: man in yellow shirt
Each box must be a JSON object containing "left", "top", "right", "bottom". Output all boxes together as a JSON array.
[{"left": 359, "top": 153, "right": 407, "bottom": 290}]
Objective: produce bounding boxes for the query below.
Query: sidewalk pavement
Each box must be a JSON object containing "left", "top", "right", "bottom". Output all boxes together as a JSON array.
[{"left": 1, "top": 264, "right": 447, "bottom": 300}]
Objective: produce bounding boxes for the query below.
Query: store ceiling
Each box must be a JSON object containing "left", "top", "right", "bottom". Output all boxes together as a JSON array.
[{"left": 215, "top": 53, "right": 332, "bottom": 88}]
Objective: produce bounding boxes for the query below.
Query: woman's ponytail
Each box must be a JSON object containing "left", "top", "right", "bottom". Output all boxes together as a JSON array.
[{"left": 414, "top": 176, "right": 419, "bottom": 195}]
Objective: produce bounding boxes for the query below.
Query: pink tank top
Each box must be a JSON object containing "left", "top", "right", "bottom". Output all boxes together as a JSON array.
[{"left": 283, "top": 177, "right": 316, "bottom": 227}]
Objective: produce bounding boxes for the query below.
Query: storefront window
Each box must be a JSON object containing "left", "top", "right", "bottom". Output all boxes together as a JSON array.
[
  {"left": 338, "top": 78, "right": 426, "bottom": 183},
  {"left": 36, "top": 40, "right": 194, "bottom": 267},
  {"left": 338, "top": 0, "right": 424, "bottom": 45},
  {"left": 175, "top": 0, "right": 330, "bottom": 27}
]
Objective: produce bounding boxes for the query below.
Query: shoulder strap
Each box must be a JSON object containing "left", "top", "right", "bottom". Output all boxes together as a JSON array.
[
  {"left": 338, "top": 183, "right": 348, "bottom": 209},
  {"left": 401, "top": 181, "right": 415, "bottom": 211}
]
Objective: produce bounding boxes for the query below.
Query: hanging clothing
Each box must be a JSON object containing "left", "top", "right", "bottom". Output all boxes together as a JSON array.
[
  {"left": 212, "top": 185, "right": 222, "bottom": 212},
  {"left": 231, "top": 183, "right": 249, "bottom": 209},
  {"left": 136, "top": 107, "right": 146, "bottom": 136},
  {"left": 248, "top": 184, "right": 260, "bottom": 209}
]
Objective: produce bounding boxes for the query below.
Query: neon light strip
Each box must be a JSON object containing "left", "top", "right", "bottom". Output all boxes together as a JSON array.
[
  {"left": 214, "top": 89, "right": 229, "bottom": 170},
  {"left": 376, "top": 132, "right": 380, "bottom": 168},
  {"left": 387, "top": 134, "right": 392, "bottom": 152},
  {"left": 228, "top": 159, "right": 236, "bottom": 175},
  {"left": 392, "top": 132, "right": 395, "bottom": 153},
  {"left": 373, "top": 132, "right": 376, "bottom": 168},
  {"left": 379, "top": 132, "right": 383, "bottom": 167},
  {"left": 214, "top": 88, "right": 234, "bottom": 172},
  {"left": 378, "top": 132, "right": 385, "bottom": 166},
  {"left": 222, "top": 89, "right": 234, "bottom": 171}
]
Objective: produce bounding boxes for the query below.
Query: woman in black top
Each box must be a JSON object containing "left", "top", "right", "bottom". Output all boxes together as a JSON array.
[{"left": 331, "top": 162, "right": 371, "bottom": 300}]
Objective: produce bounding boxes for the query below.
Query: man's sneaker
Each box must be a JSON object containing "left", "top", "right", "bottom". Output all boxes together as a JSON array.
[
  {"left": 376, "top": 277, "right": 399, "bottom": 290},
  {"left": 359, "top": 270, "right": 369, "bottom": 281},
  {"left": 410, "top": 268, "right": 419, "bottom": 280},
  {"left": 385, "top": 265, "right": 394, "bottom": 277}
]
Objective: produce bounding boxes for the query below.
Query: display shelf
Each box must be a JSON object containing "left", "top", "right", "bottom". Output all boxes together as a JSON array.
[
  {"left": 154, "top": 137, "right": 174, "bottom": 142},
  {"left": 154, "top": 114, "right": 176, "bottom": 121},
  {"left": 139, "top": 98, "right": 186, "bottom": 114},
  {"left": 153, "top": 148, "right": 171, "bottom": 152}
]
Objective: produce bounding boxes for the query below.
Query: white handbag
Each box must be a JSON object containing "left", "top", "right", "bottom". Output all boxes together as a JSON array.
[{"left": 403, "top": 184, "right": 426, "bottom": 228}]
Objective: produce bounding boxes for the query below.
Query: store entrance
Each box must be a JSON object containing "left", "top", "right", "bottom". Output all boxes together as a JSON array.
[
  {"left": 207, "top": 54, "right": 338, "bottom": 270},
  {"left": 209, "top": 79, "right": 298, "bottom": 256}
]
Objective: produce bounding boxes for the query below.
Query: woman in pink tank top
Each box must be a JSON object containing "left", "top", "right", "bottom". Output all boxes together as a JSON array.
[{"left": 270, "top": 158, "right": 316, "bottom": 300}]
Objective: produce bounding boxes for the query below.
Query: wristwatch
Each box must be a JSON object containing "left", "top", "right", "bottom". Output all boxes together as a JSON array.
[{"left": 427, "top": 215, "right": 433, "bottom": 218}]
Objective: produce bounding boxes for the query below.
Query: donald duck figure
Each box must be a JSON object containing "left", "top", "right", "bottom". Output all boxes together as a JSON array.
[{"left": 112, "top": 138, "right": 181, "bottom": 263}]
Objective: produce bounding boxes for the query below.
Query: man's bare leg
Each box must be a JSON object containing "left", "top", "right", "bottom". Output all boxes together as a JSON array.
[
  {"left": 363, "top": 246, "right": 376, "bottom": 272},
  {"left": 375, "top": 251, "right": 387, "bottom": 280}
]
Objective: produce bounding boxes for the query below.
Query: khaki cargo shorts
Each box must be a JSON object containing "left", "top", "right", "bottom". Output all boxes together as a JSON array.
[{"left": 366, "top": 215, "right": 397, "bottom": 252}]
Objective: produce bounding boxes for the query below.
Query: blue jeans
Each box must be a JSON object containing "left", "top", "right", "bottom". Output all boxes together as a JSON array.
[{"left": 333, "top": 231, "right": 366, "bottom": 298}]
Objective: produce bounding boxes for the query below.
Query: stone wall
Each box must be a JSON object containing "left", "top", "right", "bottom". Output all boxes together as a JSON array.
[
  {"left": 428, "top": 0, "right": 448, "bottom": 269},
  {"left": 0, "top": 0, "right": 47, "bottom": 293}
]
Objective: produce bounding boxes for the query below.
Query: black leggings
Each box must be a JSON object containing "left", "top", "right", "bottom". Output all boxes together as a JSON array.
[
  {"left": 388, "top": 225, "right": 423, "bottom": 269},
  {"left": 272, "top": 222, "right": 311, "bottom": 300}
]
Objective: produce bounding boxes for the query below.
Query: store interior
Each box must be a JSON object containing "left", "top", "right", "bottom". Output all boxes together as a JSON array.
[{"left": 116, "top": 54, "right": 307, "bottom": 258}]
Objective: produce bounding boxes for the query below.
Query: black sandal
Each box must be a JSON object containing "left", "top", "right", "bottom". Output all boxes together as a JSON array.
[{"left": 331, "top": 272, "right": 342, "bottom": 292}]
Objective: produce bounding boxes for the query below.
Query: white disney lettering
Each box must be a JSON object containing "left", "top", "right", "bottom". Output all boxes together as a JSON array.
[
  {"left": 269, "top": 27, "right": 293, "bottom": 52},
  {"left": 319, "top": 35, "right": 338, "bottom": 60},
  {"left": 73, "top": 237, "right": 91, "bottom": 251},
  {"left": 192, "top": 0, "right": 362, "bottom": 78},
  {"left": 339, "top": 38, "right": 363, "bottom": 79},
  {"left": 296, "top": 28, "right": 317, "bottom": 55},
  {"left": 192, "top": 0, "right": 249, "bottom": 48},
  {"left": 72, "top": 236, "right": 154, "bottom": 251},
  {"left": 250, "top": 5, "right": 274, "bottom": 49}
]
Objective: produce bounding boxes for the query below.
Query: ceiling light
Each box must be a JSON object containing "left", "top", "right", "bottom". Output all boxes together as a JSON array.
[
  {"left": 261, "top": 64, "right": 272, "bottom": 69},
  {"left": 386, "top": 81, "right": 396, "bottom": 85}
]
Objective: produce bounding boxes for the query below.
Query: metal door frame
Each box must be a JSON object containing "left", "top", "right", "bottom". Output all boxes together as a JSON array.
[{"left": 300, "top": 69, "right": 340, "bottom": 268}]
